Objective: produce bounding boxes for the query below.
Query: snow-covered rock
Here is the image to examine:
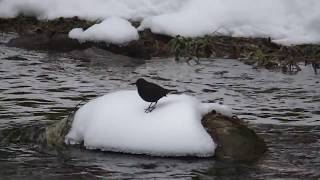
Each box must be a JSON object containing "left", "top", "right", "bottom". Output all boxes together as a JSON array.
[{"left": 65, "top": 90, "right": 233, "bottom": 157}]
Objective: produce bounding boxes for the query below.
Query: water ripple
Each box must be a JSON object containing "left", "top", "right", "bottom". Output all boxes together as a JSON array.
[{"left": 0, "top": 34, "right": 320, "bottom": 179}]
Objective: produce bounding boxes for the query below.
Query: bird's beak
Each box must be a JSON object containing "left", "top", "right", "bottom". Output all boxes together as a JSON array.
[{"left": 130, "top": 82, "right": 136, "bottom": 85}]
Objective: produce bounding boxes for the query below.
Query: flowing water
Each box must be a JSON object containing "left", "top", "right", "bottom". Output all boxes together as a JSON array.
[{"left": 0, "top": 33, "right": 320, "bottom": 179}]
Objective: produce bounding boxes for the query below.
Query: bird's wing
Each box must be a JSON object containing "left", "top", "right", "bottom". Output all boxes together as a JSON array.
[{"left": 148, "top": 82, "right": 165, "bottom": 91}]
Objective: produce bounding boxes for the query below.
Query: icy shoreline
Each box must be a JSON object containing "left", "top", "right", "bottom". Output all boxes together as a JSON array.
[
  {"left": 1, "top": 0, "right": 320, "bottom": 45},
  {"left": 1, "top": 16, "right": 319, "bottom": 73}
]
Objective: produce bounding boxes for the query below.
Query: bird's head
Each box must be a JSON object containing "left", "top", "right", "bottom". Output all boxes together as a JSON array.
[
  {"left": 130, "top": 78, "right": 146, "bottom": 86},
  {"left": 136, "top": 78, "right": 146, "bottom": 86}
]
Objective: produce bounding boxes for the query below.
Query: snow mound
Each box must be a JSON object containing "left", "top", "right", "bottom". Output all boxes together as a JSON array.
[
  {"left": 69, "top": 17, "right": 138, "bottom": 44},
  {"left": 65, "top": 90, "right": 232, "bottom": 157}
]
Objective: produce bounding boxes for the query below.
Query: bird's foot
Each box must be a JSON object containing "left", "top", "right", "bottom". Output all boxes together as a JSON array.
[
  {"left": 144, "top": 106, "right": 156, "bottom": 113},
  {"left": 144, "top": 108, "right": 150, "bottom": 113}
]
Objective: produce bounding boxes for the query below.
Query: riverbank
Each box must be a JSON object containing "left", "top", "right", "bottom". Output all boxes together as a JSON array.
[{"left": 1, "top": 16, "right": 319, "bottom": 73}]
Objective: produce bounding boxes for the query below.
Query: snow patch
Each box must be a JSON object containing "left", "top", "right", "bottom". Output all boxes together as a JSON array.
[
  {"left": 65, "top": 90, "right": 232, "bottom": 157},
  {"left": 69, "top": 17, "right": 139, "bottom": 44}
]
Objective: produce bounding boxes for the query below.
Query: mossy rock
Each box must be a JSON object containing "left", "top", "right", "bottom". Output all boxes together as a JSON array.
[
  {"left": 44, "top": 117, "right": 71, "bottom": 148},
  {"left": 202, "top": 112, "right": 267, "bottom": 161},
  {"left": 0, "top": 111, "right": 267, "bottom": 162},
  {"left": 0, "top": 124, "right": 46, "bottom": 144}
]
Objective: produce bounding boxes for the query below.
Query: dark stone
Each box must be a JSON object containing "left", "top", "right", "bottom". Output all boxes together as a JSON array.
[
  {"left": 202, "top": 112, "right": 267, "bottom": 161},
  {"left": 5, "top": 30, "right": 158, "bottom": 59},
  {"left": 7, "top": 32, "right": 91, "bottom": 52}
]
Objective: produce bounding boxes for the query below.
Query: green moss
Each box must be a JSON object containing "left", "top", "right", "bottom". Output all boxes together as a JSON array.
[{"left": 168, "top": 35, "right": 213, "bottom": 64}]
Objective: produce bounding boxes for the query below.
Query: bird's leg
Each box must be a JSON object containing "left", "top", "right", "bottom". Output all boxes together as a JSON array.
[
  {"left": 148, "top": 101, "right": 158, "bottom": 112},
  {"left": 145, "top": 102, "right": 154, "bottom": 113}
]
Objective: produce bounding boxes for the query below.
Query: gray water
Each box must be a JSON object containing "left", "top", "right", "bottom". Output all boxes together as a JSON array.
[{"left": 0, "top": 33, "right": 320, "bottom": 179}]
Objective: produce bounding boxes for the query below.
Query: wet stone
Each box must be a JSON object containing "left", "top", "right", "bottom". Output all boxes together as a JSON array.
[{"left": 202, "top": 112, "right": 267, "bottom": 161}]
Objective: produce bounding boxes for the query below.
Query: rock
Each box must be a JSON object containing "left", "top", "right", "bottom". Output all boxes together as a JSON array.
[
  {"left": 5, "top": 31, "right": 157, "bottom": 59},
  {"left": 0, "top": 109, "right": 267, "bottom": 161},
  {"left": 0, "top": 124, "right": 46, "bottom": 144},
  {"left": 45, "top": 117, "right": 71, "bottom": 148},
  {"left": 46, "top": 110, "right": 266, "bottom": 161},
  {"left": 0, "top": 115, "right": 71, "bottom": 149},
  {"left": 7, "top": 32, "right": 91, "bottom": 52},
  {"left": 202, "top": 112, "right": 267, "bottom": 161}
]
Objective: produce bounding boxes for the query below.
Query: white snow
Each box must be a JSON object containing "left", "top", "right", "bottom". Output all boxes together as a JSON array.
[
  {"left": 0, "top": 0, "right": 183, "bottom": 21},
  {"left": 65, "top": 90, "right": 232, "bottom": 157},
  {"left": 1, "top": 0, "right": 319, "bottom": 45},
  {"left": 69, "top": 17, "right": 139, "bottom": 44},
  {"left": 138, "top": 0, "right": 320, "bottom": 45}
]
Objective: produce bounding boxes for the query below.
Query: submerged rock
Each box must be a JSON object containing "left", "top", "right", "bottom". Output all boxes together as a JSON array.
[
  {"left": 0, "top": 124, "right": 46, "bottom": 144},
  {"left": 202, "top": 112, "right": 267, "bottom": 161},
  {"left": 45, "top": 116, "right": 72, "bottom": 148}
]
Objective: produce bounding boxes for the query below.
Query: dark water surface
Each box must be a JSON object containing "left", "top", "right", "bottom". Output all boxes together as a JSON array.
[{"left": 0, "top": 34, "right": 320, "bottom": 179}]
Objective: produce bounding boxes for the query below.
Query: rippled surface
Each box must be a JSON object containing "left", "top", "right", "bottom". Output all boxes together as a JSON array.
[{"left": 0, "top": 33, "right": 320, "bottom": 179}]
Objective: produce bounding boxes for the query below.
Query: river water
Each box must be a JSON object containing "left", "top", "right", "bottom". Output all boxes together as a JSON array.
[{"left": 0, "top": 33, "right": 320, "bottom": 179}]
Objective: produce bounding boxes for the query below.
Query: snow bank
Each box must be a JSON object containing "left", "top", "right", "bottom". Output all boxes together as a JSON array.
[
  {"left": 69, "top": 17, "right": 139, "bottom": 44},
  {"left": 138, "top": 0, "right": 320, "bottom": 45},
  {"left": 0, "top": 0, "right": 183, "bottom": 21},
  {"left": 1, "top": 0, "right": 319, "bottom": 44},
  {"left": 65, "top": 90, "right": 232, "bottom": 157}
]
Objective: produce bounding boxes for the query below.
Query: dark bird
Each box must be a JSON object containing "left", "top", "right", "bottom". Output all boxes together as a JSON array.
[{"left": 134, "top": 78, "right": 173, "bottom": 113}]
